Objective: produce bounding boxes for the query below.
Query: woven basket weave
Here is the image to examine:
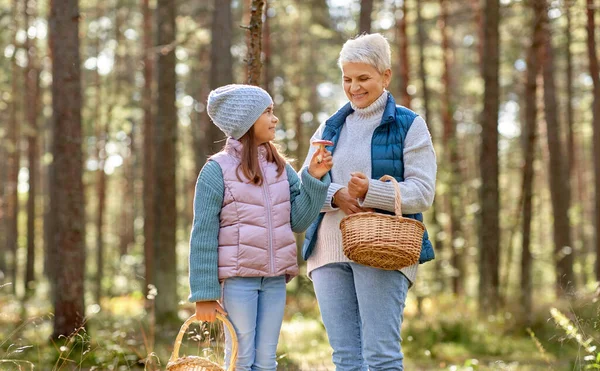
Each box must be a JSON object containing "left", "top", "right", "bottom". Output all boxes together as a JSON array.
[
  {"left": 166, "top": 313, "right": 238, "bottom": 371},
  {"left": 340, "top": 175, "right": 425, "bottom": 270}
]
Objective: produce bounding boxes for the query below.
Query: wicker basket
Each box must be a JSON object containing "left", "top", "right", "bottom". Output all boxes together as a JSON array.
[
  {"left": 340, "top": 175, "right": 425, "bottom": 270},
  {"left": 166, "top": 313, "right": 238, "bottom": 371}
]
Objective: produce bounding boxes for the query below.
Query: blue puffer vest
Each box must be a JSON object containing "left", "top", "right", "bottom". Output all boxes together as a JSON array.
[{"left": 302, "top": 94, "right": 435, "bottom": 264}]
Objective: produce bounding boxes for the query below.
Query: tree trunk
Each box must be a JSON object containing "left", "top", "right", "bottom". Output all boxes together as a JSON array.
[
  {"left": 92, "top": 0, "right": 106, "bottom": 307},
  {"left": 141, "top": 0, "right": 154, "bottom": 310},
  {"left": 416, "top": 0, "right": 443, "bottom": 290},
  {"left": 153, "top": 0, "right": 178, "bottom": 325},
  {"left": 541, "top": 5, "right": 575, "bottom": 296},
  {"left": 262, "top": 1, "right": 271, "bottom": 93},
  {"left": 519, "top": 0, "right": 544, "bottom": 323},
  {"left": 118, "top": 127, "right": 135, "bottom": 257},
  {"left": 396, "top": 0, "right": 411, "bottom": 108},
  {"left": 115, "top": 3, "right": 135, "bottom": 257},
  {"left": 6, "top": 0, "right": 21, "bottom": 294},
  {"left": 48, "top": 0, "right": 86, "bottom": 338},
  {"left": 586, "top": 0, "right": 600, "bottom": 283},
  {"left": 479, "top": 0, "right": 500, "bottom": 314},
  {"left": 565, "top": 0, "right": 585, "bottom": 286},
  {"left": 246, "top": 0, "right": 264, "bottom": 85},
  {"left": 439, "top": 0, "right": 465, "bottom": 296},
  {"left": 24, "top": 0, "right": 40, "bottom": 295},
  {"left": 469, "top": 0, "right": 484, "bottom": 74},
  {"left": 206, "top": 0, "right": 232, "bottom": 154},
  {"left": 0, "top": 127, "right": 6, "bottom": 278},
  {"left": 359, "top": 0, "right": 373, "bottom": 34}
]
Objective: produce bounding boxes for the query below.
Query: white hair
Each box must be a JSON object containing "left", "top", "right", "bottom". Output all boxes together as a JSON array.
[{"left": 338, "top": 33, "right": 392, "bottom": 74}]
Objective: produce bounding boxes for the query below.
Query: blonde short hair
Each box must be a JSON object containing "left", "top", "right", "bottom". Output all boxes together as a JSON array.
[{"left": 338, "top": 33, "right": 391, "bottom": 74}]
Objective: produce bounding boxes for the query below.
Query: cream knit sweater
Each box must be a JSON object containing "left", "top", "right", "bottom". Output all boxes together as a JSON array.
[{"left": 301, "top": 91, "right": 437, "bottom": 285}]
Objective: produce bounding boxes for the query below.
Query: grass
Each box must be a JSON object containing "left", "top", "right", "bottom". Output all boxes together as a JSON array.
[{"left": 1, "top": 287, "right": 599, "bottom": 370}]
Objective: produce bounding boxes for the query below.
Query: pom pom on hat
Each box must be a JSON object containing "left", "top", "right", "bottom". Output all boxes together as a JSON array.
[{"left": 206, "top": 84, "right": 273, "bottom": 140}]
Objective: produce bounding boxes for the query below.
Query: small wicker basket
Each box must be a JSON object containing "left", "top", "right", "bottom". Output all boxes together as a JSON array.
[
  {"left": 166, "top": 313, "right": 238, "bottom": 371},
  {"left": 340, "top": 175, "right": 425, "bottom": 270}
]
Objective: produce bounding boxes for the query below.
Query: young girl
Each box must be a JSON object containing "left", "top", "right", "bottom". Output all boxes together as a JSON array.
[{"left": 188, "top": 84, "right": 333, "bottom": 371}]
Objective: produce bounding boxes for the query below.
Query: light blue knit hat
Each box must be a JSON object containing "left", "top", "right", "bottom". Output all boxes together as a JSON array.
[{"left": 207, "top": 84, "right": 273, "bottom": 140}]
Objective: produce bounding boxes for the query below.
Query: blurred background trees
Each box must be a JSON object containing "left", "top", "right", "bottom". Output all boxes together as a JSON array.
[{"left": 1, "top": 0, "right": 600, "bottom": 369}]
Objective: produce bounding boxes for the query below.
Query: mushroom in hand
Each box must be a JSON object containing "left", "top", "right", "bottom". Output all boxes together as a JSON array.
[{"left": 311, "top": 140, "right": 334, "bottom": 163}]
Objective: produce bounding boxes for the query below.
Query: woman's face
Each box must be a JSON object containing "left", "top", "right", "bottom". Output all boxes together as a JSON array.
[
  {"left": 252, "top": 104, "right": 278, "bottom": 145},
  {"left": 342, "top": 62, "right": 391, "bottom": 108}
]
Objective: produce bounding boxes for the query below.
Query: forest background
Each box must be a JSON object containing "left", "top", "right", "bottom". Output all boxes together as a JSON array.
[{"left": 1, "top": 0, "right": 600, "bottom": 370}]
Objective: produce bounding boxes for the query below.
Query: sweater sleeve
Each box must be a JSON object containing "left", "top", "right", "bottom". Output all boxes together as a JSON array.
[
  {"left": 188, "top": 160, "right": 224, "bottom": 303},
  {"left": 286, "top": 164, "right": 331, "bottom": 233},
  {"left": 360, "top": 116, "right": 437, "bottom": 214},
  {"left": 301, "top": 124, "right": 345, "bottom": 212}
]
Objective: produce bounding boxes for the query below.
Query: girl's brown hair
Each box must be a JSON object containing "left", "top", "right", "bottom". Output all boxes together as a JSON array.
[{"left": 236, "top": 127, "right": 287, "bottom": 185}]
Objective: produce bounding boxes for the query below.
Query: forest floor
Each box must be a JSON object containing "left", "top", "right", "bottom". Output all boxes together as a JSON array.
[{"left": 1, "top": 288, "right": 598, "bottom": 370}]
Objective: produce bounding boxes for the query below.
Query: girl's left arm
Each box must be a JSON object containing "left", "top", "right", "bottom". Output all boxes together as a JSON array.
[{"left": 286, "top": 164, "right": 331, "bottom": 232}]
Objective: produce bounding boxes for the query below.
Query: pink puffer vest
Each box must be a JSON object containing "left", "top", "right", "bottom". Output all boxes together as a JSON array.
[{"left": 210, "top": 139, "right": 298, "bottom": 281}]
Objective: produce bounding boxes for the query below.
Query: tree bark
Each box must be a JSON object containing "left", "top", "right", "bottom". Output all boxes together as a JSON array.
[
  {"left": 48, "top": 0, "right": 86, "bottom": 338},
  {"left": 206, "top": 0, "right": 232, "bottom": 154},
  {"left": 519, "top": 0, "right": 544, "bottom": 323},
  {"left": 439, "top": 0, "right": 465, "bottom": 296},
  {"left": 246, "top": 0, "right": 264, "bottom": 85},
  {"left": 565, "top": 0, "right": 585, "bottom": 287},
  {"left": 153, "top": 0, "right": 178, "bottom": 324},
  {"left": 0, "top": 128, "right": 6, "bottom": 278},
  {"left": 396, "top": 0, "right": 411, "bottom": 108},
  {"left": 416, "top": 1, "right": 443, "bottom": 289},
  {"left": 115, "top": 3, "right": 135, "bottom": 257},
  {"left": 24, "top": 0, "right": 40, "bottom": 295},
  {"left": 141, "top": 0, "right": 154, "bottom": 310},
  {"left": 6, "top": 0, "right": 21, "bottom": 294},
  {"left": 541, "top": 5, "right": 575, "bottom": 296},
  {"left": 469, "top": 0, "right": 484, "bottom": 74},
  {"left": 262, "top": 1, "right": 271, "bottom": 93},
  {"left": 586, "top": 0, "right": 600, "bottom": 283},
  {"left": 479, "top": 0, "right": 500, "bottom": 314},
  {"left": 359, "top": 0, "right": 373, "bottom": 34}
]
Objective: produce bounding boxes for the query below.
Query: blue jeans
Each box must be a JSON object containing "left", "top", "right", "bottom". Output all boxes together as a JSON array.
[
  {"left": 312, "top": 262, "right": 410, "bottom": 371},
  {"left": 222, "top": 276, "right": 286, "bottom": 371}
]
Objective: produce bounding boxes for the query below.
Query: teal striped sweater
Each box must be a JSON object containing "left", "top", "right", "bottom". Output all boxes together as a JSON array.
[{"left": 188, "top": 160, "right": 331, "bottom": 302}]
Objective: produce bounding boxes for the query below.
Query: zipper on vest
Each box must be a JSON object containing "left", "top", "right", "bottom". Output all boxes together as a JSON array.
[{"left": 260, "top": 164, "right": 275, "bottom": 275}]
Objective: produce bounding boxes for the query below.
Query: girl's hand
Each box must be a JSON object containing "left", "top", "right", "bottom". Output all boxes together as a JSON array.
[
  {"left": 347, "top": 172, "right": 369, "bottom": 199},
  {"left": 333, "top": 187, "right": 373, "bottom": 215},
  {"left": 308, "top": 147, "right": 333, "bottom": 179},
  {"left": 195, "top": 301, "right": 227, "bottom": 322}
]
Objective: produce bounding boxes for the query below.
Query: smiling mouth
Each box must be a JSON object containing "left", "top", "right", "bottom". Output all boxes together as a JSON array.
[{"left": 352, "top": 93, "right": 367, "bottom": 99}]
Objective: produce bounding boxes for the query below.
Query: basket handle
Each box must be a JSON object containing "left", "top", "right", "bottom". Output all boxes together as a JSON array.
[
  {"left": 168, "top": 313, "right": 238, "bottom": 371},
  {"left": 378, "top": 175, "right": 403, "bottom": 216}
]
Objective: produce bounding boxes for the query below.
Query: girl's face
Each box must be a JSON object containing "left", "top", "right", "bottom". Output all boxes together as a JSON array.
[
  {"left": 341, "top": 62, "right": 391, "bottom": 108},
  {"left": 253, "top": 104, "right": 278, "bottom": 145}
]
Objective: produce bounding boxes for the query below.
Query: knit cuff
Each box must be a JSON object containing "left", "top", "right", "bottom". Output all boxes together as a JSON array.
[
  {"left": 400, "top": 263, "right": 419, "bottom": 287},
  {"left": 322, "top": 183, "right": 345, "bottom": 212},
  {"left": 300, "top": 167, "right": 331, "bottom": 191},
  {"left": 359, "top": 178, "right": 397, "bottom": 213}
]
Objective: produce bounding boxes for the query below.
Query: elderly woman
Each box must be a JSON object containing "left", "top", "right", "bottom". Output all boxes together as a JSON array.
[{"left": 301, "top": 33, "right": 437, "bottom": 370}]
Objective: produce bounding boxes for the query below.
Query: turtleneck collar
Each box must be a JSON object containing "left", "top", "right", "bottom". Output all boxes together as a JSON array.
[{"left": 350, "top": 90, "right": 388, "bottom": 119}]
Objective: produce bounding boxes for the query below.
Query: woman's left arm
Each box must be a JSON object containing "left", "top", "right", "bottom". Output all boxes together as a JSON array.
[
  {"left": 287, "top": 164, "right": 331, "bottom": 232},
  {"left": 361, "top": 116, "right": 437, "bottom": 214}
]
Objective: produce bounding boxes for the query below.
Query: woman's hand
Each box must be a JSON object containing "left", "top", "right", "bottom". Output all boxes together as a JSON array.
[
  {"left": 308, "top": 147, "right": 333, "bottom": 179},
  {"left": 333, "top": 187, "right": 373, "bottom": 215},
  {"left": 195, "top": 301, "right": 227, "bottom": 322},
  {"left": 347, "top": 172, "right": 369, "bottom": 199}
]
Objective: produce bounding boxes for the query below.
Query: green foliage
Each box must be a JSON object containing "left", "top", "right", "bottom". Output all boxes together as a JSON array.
[
  {"left": 549, "top": 307, "right": 600, "bottom": 370},
  {"left": 4, "top": 287, "right": 600, "bottom": 370}
]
